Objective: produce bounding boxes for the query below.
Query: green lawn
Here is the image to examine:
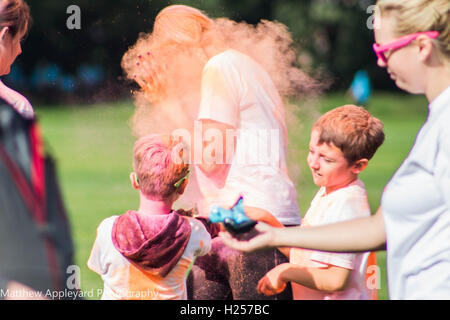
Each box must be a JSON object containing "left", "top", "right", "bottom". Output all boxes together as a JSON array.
[{"left": 36, "top": 91, "right": 428, "bottom": 300}]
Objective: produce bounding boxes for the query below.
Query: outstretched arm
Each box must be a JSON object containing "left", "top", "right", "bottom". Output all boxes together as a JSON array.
[{"left": 221, "top": 207, "right": 386, "bottom": 253}]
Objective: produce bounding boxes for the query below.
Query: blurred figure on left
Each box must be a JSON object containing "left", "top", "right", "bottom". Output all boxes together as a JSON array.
[
  {"left": 0, "top": 0, "right": 33, "bottom": 119},
  {"left": 0, "top": 0, "right": 78, "bottom": 300}
]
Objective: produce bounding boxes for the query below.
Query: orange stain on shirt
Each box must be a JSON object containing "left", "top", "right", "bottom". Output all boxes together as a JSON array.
[{"left": 127, "top": 264, "right": 161, "bottom": 300}]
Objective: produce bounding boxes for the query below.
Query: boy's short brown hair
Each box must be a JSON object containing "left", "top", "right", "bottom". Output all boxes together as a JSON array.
[
  {"left": 313, "top": 105, "right": 385, "bottom": 164},
  {"left": 133, "top": 134, "right": 189, "bottom": 200}
]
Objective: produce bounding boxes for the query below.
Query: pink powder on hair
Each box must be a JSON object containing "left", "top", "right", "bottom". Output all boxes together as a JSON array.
[{"left": 133, "top": 134, "right": 188, "bottom": 199}]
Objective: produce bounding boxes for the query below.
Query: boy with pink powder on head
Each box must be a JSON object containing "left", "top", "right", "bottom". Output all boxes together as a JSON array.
[
  {"left": 235, "top": 105, "right": 385, "bottom": 300},
  {"left": 87, "top": 134, "right": 211, "bottom": 300}
]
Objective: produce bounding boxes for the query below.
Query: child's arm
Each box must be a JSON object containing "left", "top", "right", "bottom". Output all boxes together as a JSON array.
[
  {"left": 244, "top": 206, "right": 284, "bottom": 228},
  {"left": 257, "top": 263, "right": 351, "bottom": 296},
  {"left": 221, "top": 207, "right": 386, "bottom": 253},
  {"left": 244, "top": 206, "right": 291, "bottom": 257}
]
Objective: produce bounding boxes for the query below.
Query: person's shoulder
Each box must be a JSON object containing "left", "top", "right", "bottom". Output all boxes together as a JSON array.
[
  {"left": 96, "top": 215, "right": 119, "bottom": 235},
  {"left": 184, "top": 217, "right": 211, "bottom": 244},
  {"left": 205, "top": 49, "right": 250, "bottom": 70},
  {"left": 335, "top": 179, "right": 367, "bottom": 198},
  {"left": 183, "top": 216, "right": 209, "bottom": 234},
  {"left": 328, "top": 180, "right": 370, "bottom": 216},
  {"left": 180, "top": 217, "right": 211, "bottom": 257}
]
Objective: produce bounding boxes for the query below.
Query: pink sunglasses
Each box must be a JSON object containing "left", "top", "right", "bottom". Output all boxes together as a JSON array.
[{"left": 373, "top": 31, "right": 440, "bottom": 63}]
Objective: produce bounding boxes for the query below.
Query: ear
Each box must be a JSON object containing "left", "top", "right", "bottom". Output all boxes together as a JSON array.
[
  {"left": 130, "top": 172, "right": 140, "bottom": 190},
  {"left": 0, "top": 27, "right": 9, "bottom": 41},
  {"left": 176, "top": 178, "right": 189, "bottom": 195},
  {"left": 416, "top": 35, "right": 434, "bottom": 62},
  {"left": 350, "top": 159, "right": 369, "bottom": 174}
]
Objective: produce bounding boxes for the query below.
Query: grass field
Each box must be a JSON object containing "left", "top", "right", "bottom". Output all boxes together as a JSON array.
[{"left": 36, "top": 91, "right": 429, "bottom": 300}]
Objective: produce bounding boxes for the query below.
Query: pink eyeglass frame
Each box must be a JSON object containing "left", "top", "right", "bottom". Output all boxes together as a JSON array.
[{"left": 373, "top": 31, "right": 440, "bottom": 63}]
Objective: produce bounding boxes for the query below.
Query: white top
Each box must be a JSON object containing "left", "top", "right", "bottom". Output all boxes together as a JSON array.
[
  {"left": 194, "top": 49, "right": 301, "bottom": 226},
  {"left": 290, "top": 180, "right": 371, "bottom": 300},
  {"left": 87, "top": 216, "right": 211, "bottom": 300},
  {"left": 381, "top": 86, "right": 450, "bottom": 300},
  {"left": 0, "top": 80, "right": 33, "bottom": 119}
]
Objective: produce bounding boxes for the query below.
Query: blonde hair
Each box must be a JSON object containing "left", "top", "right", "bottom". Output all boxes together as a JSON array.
[
  {"left": 376, "top": 0, "right": 450, "bottom": 60},
  {"left": 153, "top": 5, "right": 214, "bottom": 47},
  {"left": 122, "top": 5, "right": 221, "bottom": 104}
]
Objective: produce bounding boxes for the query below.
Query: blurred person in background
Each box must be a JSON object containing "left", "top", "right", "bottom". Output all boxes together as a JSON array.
[{"left": 0, "top": 0, "right": 33, "bottom": 119}]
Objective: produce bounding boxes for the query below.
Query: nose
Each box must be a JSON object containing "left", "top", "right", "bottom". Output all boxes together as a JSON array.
[
  {"left": 377, "top": 56, "right": 387, "bottom": 68},
  {"left": 308, "top": 153, "right": 320, "bottom": 170}
]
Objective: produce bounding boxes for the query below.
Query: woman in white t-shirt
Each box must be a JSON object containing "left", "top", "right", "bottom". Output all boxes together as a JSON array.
[
  {"left": 222, "top": 0, "right": 450, "bottom": 300},
  {"left": 0, "top": 0, "right": 33, "bottom": 119},
  {"left": 122, "top": 5, "right": 314, "bottom": 299}
]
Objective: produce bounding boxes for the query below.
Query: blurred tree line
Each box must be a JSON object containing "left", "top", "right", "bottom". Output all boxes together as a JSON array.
[{"left": 5, "top": 0, "right": 396, "bottom": 105}]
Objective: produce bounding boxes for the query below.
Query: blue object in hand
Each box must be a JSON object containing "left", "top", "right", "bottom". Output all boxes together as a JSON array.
[{"left": 209, "top": 196, "right": 256, "bottom": 234}]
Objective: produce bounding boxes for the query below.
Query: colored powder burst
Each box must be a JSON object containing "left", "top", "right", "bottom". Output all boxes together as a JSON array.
[{"left": 121, "top": 9, "right": 326, "bottom": 210}]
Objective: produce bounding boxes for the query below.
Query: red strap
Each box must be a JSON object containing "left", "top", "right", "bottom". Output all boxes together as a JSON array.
[
  {"left": 30, "top": 122, "right": 46, "bottom": 222},
  {"left": 0, "top": 123, "right": 62, "bottom": 291},
  {"left": 29, "top": 123, "right": 63, "bottom": 291},
  {"left": 0, "top": 143, "right": 42, "bottom": 218}
]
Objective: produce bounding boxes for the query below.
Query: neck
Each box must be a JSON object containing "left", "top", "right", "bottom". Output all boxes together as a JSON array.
[
  {"left": 138, "top": 192, "right": 174, "bottom": 216},
  {"left": 325, "top": 176, "right": 357, "bottom": 195},
  {"left": 425, "top": 61, "right": 450, "bottom": 102}
]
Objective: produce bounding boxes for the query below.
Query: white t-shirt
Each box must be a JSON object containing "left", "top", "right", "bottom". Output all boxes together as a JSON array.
[
  {"left": 0, "top": 80, "right": 33, "bottom": 119},
  {"left": 381, "top": 86, "right": 450, "bottom": 300},
  {"left": 290, "top": 180, "right": 371, "bottom": 300},
  {"left": 194, "top": 49, "right": 301, "bottom": 226},
  {"left": 87, "top": 216, "right": 211, "bottom": 300}
]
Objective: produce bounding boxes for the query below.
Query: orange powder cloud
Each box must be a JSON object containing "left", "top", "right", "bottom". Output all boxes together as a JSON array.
[{"left": 122, "top": 15, "right": 321, "bottom": 138}]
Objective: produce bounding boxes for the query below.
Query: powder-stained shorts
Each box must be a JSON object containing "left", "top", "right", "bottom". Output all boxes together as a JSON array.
[{"left": 187, "top": 236, "right": 292, "bottom": 300}]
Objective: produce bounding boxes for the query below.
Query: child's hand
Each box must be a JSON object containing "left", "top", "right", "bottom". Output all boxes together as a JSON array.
[
  {"left": 257, "top": 264, "right": 288, "bottom": 296},
  {"left": 219, "top": 222, "right": 277, "bottom": 252}
]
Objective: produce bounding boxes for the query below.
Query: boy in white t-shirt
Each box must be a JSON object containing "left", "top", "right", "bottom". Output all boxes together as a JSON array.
[
  {"left": 87, "top": 134, "right": 211, "bottom": 300},
  {"left": 256, "top": 105, "right": 385, "bottom": 300}
]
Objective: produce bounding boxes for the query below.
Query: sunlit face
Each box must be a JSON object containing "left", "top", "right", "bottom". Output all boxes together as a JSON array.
[
  {"left": 0, "top": 26, "right": 26, "bottom": 76},
  {"left": 307, "top": 129, "right": 358, "bottom": 195},
  {"left": 373, "top": 14, "right": 425, "bottom": 94}
]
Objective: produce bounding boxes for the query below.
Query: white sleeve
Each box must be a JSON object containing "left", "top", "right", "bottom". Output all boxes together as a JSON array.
[
  {"left": 188, "top": 218, "right": 212, "bottom": 257},
  {"left": 87, "top": 218, "right": 115, "bottom": 275},
  {"left": 436, "top": 124, "right": 450, "bottom": 210},
  {"left": 87, "top": 231, "right": 105, "bottom": 275},
  {"left": 197, "top": 57, "right": 240, "bottom": 128}
]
